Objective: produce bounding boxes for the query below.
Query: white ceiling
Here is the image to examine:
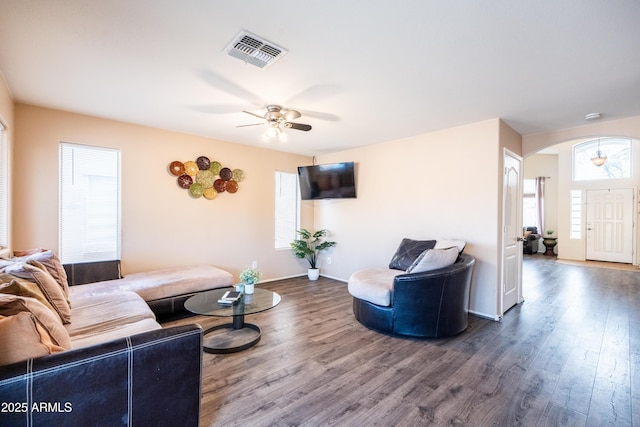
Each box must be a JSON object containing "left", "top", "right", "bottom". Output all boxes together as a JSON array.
[{"left": 1, "top": 1, "right": 639, "bottom": 156}]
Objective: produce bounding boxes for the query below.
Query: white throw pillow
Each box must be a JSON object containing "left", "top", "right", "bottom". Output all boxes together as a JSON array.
[
  {"left": 434, "top": 239, "right": 466, "bottom": 253},
  {"left": 406, "top": 247, "right": 459, "bottom": 273}
]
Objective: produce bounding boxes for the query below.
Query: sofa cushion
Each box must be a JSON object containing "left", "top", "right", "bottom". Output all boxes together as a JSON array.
[
  {"left": 69, "top": 318, "right": 162, "bottom": 349},
  {"left": 0, "top": 312, "right": 68, "bottom": 366},
  {"left": 406, "top": 247, "right": 459, "bottom": 273},
  {"left": 69, "top": 264, "right": 234, "bottom": 302},
  {"left": 2, "top": 262, "right": 71, "bottom": 323},
  {"left": 0, "top": 294, "right": 72, "bottom": 350},
  {"left": 388, "top": 239, "right": 436, "bottom": 271},
  {"left": 65, "top": 291, "right": 160, "bottom": 349},
  {"left": 348, "top": 268, "right": 402, "bottom": 307}
]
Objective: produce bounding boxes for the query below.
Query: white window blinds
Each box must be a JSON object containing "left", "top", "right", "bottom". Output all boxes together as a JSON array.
[{"left": 59, "top": 143, "right": 121, "bottom": 263}]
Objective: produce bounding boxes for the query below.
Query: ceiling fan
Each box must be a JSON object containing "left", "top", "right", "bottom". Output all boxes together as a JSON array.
[{"left": 238, "top": 105, "right": 312, "bottom": 141}]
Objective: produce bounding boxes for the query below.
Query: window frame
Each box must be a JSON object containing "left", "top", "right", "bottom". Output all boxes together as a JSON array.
[
  {"left": 274, "top": 170, "right": 300, "bottom": 250},
  {"left": 59, "top": 142, "right": 122, "bottom": 263}
]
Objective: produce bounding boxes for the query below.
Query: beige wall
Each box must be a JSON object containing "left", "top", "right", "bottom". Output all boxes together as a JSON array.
[
  {"left": 12, "top": 104, "right": 313, "bottom": 281},
  {"left": 523, "top": 115, "right": 640, "bottom": 155},
  {"left": 11, "top": 101, "right": 526, "bottom": 318},
  {"left": 315, "top": 118, "right": 516, "bottom": 319}
]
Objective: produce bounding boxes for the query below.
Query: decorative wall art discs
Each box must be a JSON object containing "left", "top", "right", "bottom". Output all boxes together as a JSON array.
[
  {"left": 184, "top": 161, "right": 199, "bottom": 176},
  {"left": 169, "top": 161, "right": 185, "bottom": 176},
  {"left": 168, "top": 155, "right": 244, "bottom": 200}
]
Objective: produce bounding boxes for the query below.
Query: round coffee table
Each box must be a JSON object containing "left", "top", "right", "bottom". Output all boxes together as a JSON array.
[{"left": 184, "top": 288, "right": 281, "bottom": 354}]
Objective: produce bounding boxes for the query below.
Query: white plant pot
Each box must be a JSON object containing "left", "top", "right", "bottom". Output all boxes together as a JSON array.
[
  {"left": 307, "top": 268, "right": 320, "bottom": 281},
  {"left": 244, "top": 283, "right": 255, "bottom": 294}
]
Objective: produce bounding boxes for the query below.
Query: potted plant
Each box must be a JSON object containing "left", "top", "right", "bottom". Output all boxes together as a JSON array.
[
  {"left": 239, "top": 266, "right": 261, "bottom": 294},
  {"left": 290, "top": 229, "right": 336, "bottom": 280}
]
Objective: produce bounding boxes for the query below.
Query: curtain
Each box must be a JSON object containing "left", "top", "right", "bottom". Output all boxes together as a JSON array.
[{"left": 535, "top": 177, "right": 545, "bottom": 235}]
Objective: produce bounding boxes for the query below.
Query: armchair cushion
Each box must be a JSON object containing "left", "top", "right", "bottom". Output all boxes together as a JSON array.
[
  {"left": 347, "top": 268, "right": 401, "bottom": 306},
  {"left": 406, "top": 246, "right": 459, "bottom": 273},
  {"left": 388, "top": 238, "right": 436, "bottom": 270}
]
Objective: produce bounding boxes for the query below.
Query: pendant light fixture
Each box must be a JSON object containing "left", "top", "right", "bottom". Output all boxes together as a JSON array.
[{"left": 591, "top": 138, "right": 607, "bottom": 167}]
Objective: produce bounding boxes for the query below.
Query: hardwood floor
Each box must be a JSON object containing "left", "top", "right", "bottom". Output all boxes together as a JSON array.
[{"left": 163, "top": 255, "right": 640, "bottom": 426}]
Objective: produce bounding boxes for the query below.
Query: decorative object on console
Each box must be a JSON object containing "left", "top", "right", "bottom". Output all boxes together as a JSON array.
[
  {"left": 239, "top": 266, "right": 261, "bottom": 294},
  {"left": 290, "top": 229, "right": 336, "bottom": 280},
  {"left": 168, "top": 155, "right": 244, "bottom": 200}
]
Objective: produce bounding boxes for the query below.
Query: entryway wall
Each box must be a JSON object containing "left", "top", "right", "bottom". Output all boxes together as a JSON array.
[{"left": 522, "top": 115, "right": 640, "bottom": 266}]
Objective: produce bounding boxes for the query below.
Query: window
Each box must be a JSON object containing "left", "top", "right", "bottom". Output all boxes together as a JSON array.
[
  {"left": 569, "top": 190, "right": 582, "bottom": 239},
  {"left": 522, "top": 179, "right": 537, "bottom": 227},
  {"left": 59, "top": 143, "right": 121, "bottom": 263},
  {"left": 275, "top": 171, "right": 299, "bottom": 249},
  {"left": 573, "top": 137, "right": 631, "bottom": 181},
  {"left": 0, "top": 123, "right": 7, "bottom": 249}
]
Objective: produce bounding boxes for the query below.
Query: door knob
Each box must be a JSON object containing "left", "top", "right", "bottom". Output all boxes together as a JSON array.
[{"left": 516, "top": 237, "right": 527, "bottom": 242}]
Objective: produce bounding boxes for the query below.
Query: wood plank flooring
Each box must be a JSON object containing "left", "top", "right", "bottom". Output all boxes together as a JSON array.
[{"left": 163, "top": 255, "right": 640, "bottom": 426}]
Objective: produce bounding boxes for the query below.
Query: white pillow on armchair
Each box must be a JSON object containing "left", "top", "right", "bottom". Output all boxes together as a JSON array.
[{"left": 406, "top": 247, "right": 459, "bottom": 273}]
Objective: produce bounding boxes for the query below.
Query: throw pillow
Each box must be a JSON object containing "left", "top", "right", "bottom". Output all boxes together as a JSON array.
[
  {"left": 12, "top": 247, "right": 47, "bottom": 257},
  {"left": 406, "top": 247, "right": 459, "bottom": 273},
  {"left": 1, "top": 263, "right": 71, "bottom": 323},
  {"left": 434, "top": 239, "right": 466, "bottom": 254},
  {"left": 0, "top": 294, "right": 72, "bottom": 350},
  {"left": 0, "top": 273, "right": 61, "bottom": 321},
  {"left": 388, "top": 238, "right": 436, "bottom": 271},
  {"left": 0, "top": 312, "right": 67, "bottom": 366},
  {"left": 10, "top": 250, "right": 70, "bottom": 299}
]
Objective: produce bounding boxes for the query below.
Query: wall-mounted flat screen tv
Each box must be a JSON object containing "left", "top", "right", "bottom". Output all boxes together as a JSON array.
[{"left": 297, "top": 161, "right": 356, "bottom": 200}]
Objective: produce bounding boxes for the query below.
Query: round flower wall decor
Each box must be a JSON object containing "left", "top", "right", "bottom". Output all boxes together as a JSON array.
[{"left": 168, "top": 156, "right": 244, "bottom": 200}]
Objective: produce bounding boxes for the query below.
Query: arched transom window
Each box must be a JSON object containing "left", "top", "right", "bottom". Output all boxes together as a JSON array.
[{"left": 573, "top": 137, "right": 631, "bottom": 181}]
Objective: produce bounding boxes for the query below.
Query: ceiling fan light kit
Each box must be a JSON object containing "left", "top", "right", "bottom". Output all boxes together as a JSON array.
[{"left": 239, "top": 105, "right": 312, "bottom": 142}]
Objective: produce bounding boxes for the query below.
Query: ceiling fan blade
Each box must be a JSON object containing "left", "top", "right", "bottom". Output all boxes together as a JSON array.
[
  {"left": 284, "top": 122, "right": 312, "bottom": 131},
  {"left": 236, "top": 123, "right": 264, "bottom": 128},
  {"left": 242, "top": 110, "right": 266, "bottom": 120}
]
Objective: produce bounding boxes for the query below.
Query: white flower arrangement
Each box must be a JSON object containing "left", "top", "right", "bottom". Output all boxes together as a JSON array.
[{"left": 239, "top": 267, "right": 261, "bottom": 285}]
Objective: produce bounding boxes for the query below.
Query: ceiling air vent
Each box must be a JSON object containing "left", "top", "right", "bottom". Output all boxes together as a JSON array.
[{"left": 224, "top": 30, "right": 288, "bottom": 69}]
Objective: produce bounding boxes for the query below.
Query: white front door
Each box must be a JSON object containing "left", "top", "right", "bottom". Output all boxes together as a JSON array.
[
  {"left": 502, "top": 150, "right": 523, "bottom": 315},
  {"left": 586, "top": 188, "right": 634, "bottom": 263}
]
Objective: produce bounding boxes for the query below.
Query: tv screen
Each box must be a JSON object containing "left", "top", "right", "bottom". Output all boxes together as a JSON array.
[{"left": 297, "top": 162, "right": 356, "bottom": 200}]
